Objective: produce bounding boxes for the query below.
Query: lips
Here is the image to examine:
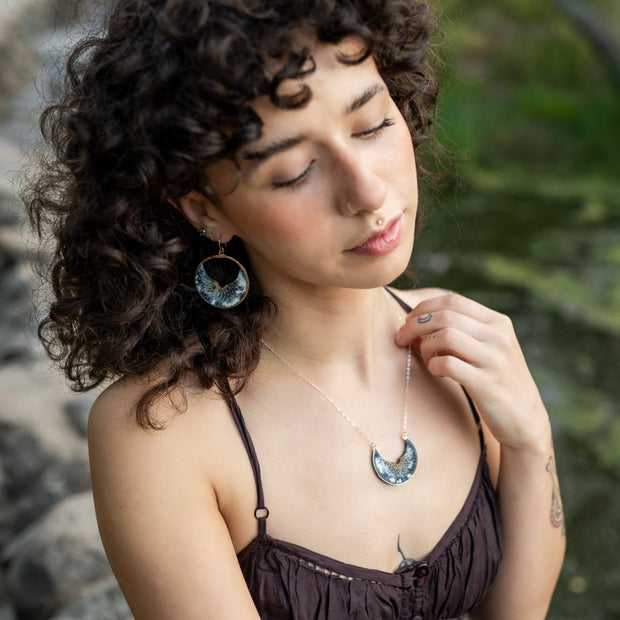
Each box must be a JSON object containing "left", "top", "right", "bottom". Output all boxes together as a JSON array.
[{"left": 348, "top": 216, "right": 403, "bottom": 257}]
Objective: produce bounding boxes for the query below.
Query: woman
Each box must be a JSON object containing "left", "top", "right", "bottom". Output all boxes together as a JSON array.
[{"left": 27, "top": 0, "right": 565, "bottom": 618}]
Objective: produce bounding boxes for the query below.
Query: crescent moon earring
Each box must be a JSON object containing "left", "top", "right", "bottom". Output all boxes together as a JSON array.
[{"left": 194, "top": 231, "right": 249, "bottom": 309}]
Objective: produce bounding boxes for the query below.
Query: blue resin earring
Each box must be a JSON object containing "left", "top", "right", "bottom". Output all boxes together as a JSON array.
[{"left": 194, "top": 230, "right": 249, "bottom": 309}]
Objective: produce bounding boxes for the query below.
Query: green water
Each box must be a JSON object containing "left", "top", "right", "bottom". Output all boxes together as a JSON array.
[{"left": 412, "top": 1, "right": 620, "bottom": 617}]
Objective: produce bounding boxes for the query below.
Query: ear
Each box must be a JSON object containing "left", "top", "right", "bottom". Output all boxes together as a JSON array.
[{"left": 170, "top": 190, "right": 236, "bottom": 243}]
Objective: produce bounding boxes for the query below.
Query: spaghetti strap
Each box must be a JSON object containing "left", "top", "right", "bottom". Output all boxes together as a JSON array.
[
  {"left": 461, "top": 387, "right": 485, "bottom": 449},
  {"left": 384, "top": 286, "right": 413, "bottom": 314},
  {"left": 384, "top": 287, "right": 485, "bottom": 449},
  {"left": 223, "top": 385, "right": 269, "bottom": 536}
]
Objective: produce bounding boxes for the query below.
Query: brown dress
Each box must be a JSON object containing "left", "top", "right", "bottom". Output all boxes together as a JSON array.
[
  {"left": 227, "top": 388, "right": 502, "bottom": 620},
  {"left": 228, "top": 289, "right": 502, "bottom": 619}
]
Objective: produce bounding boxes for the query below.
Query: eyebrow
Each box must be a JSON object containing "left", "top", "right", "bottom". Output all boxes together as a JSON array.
[
  {"left": 240, "top": 82, "right": 386, "bottom": 165},
  {"left": 344, "top": 83, "right": 385, "bottom": 115},
  {"left": 241, "top": 135, "right": 308, "bottom": 162}
]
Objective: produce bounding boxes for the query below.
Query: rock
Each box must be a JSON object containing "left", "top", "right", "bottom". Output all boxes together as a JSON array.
[
  {"left": 0, "top": 361, "right": 86, "bottom": 455},
  {"left": 0, "top": 361, "right": 93, "bottom": 545},
  {"left": 0, "top": 202, "right": 42, "bottom": 362},
  {"left": 0, "top": 502, "right": 17, "bottom": 557},
  {"left": 0, "top": 2, "right": 115, "bottom": 619},
  {"left": 0, "top": 571, "right": 17, "bottom": 620},
  {"left": 9, "top": 450, "right": 91, "bottom": 539},
  {"left": 50, "top": 578, "right": 132, "bottom": 620},
  {"left": 0, "top": 0, "right": 88, "bottom": 117},
  {"left": 0, "top": 227, "right": 25, "bottom": 258},
  {"left": 0, "top": 463, "right": 14, "bottom": 547},
  {"left": 64, "top": 393, "right": 97, "bottom": 438},
  {"left": 0, "top": 333, "right": 32, "bottom": 366},
  {"left": 0, "top": 607, "right": 17, "bottom": 620},
  {"left": 0, "top": 424, "right": 53, "bottom": 498},
  {"left": 0, "top": 0, "right": 47, "bottom": 114},
  {"left": 3, "top": 492, "right": 114, "bottom": 620},
  {"left": 0, "top": 595, "right": 16, "bottom": 620},
  {"left": 0, "top": 188, "right": 19, "bottom": 226}
]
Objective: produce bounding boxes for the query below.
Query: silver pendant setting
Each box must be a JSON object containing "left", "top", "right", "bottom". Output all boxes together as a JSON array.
[{"left": 372, "top": 438, "right": 418, "bottom": 485}]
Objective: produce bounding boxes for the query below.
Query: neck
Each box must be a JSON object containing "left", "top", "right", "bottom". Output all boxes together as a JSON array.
[{"left": 261, "top": 285, "right": 406, "bottom": 384}]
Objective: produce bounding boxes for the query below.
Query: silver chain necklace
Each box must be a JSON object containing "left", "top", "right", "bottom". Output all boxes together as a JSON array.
[{"left": 260, "top": 338, "right": 417, "bottom": 485}]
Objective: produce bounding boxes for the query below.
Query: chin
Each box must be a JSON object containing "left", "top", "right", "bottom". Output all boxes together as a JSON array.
[{"left": 353, "top": 248, "right": 415, "bottom": 290}]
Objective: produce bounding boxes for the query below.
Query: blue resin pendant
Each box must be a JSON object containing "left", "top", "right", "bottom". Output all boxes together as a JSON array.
[{"left": 371, "top": 438, "right": 418, "bottom": 485}]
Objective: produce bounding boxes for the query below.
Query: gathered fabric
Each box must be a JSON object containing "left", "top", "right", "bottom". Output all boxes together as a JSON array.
[
  {"left": 229, "top": 292, "right": 503, "bottom": 619},
  {"left": 229, "top": 395, "right": 502, "bottom": 620}
]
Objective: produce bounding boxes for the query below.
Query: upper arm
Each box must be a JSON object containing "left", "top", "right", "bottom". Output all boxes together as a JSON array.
[{"left": 88, "top": 382, "right": 260, "bottom": 620}]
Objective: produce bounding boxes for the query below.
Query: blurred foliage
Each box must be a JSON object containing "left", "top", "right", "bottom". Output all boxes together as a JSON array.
[{"left": 411, "top": 0, "right": 620, "bottom": 617}]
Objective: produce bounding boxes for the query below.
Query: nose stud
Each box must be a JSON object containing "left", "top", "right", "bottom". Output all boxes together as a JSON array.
[{"left": 346, "top": 203, "right": 384, "bottom": 227}]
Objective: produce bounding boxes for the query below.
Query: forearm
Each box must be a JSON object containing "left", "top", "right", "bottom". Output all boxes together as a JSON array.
[{"left": 472, "top": 430, "right": 566, "bottom": 620}]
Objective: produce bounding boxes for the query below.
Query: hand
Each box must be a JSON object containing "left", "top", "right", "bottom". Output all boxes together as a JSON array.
[{"left": 395, "top": 293, "right": 549, "bottom": 450}]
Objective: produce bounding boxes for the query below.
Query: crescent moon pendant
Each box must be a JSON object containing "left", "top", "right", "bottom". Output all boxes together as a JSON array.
[{"left": 371, "top": 438, "right": 418, "bottom": 485}]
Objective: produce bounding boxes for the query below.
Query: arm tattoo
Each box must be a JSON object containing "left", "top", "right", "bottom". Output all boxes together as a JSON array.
[
  {"left": 396, "top": 534, "right": 416, "bottom": 568},
  {"left": 546, "top": 456, "right": 566, "bottom": 536}
]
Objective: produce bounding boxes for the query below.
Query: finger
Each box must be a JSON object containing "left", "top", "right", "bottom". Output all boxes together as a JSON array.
[
  {"left": 396, "top": 307, "right": 491, "bottom": 347},
  {"left": 406, "top": 292, "right": 502, "bottom": 326},
  {"left": 417, "top": 327, "right": 494, "bottom": 369},
  {"left": 425, "top": 351, "right": 483, "bottom": 387}
]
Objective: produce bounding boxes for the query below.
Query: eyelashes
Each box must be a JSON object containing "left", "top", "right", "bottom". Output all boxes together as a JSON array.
[
  {"left": 272, "top": 160, "right": 315, "bottom": 190},
  {"left": 353, "top": 116, "right": 395, "bottom": 140},
  {"left": 271, "top": 116, "right": 395, "bottom": 191}
]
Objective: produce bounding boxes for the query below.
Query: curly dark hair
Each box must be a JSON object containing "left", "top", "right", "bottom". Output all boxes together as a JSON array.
[{"left": 25, "top": 0, "right": 439, "bottom": 427}]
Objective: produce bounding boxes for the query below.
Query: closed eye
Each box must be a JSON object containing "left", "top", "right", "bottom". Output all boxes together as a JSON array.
[
  {"left": 272, "top": 160, "right": 315, "bottom": 191},
  {"left": 353, "top": 117, "right": 395, "bottom": 140}
]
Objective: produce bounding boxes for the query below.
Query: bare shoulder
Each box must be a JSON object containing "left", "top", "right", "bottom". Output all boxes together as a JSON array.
[
  {"left": 89, "top": 375, "right": 220, "bottom": 477},
  {"left": 87, "top": 375, "right": 239, "bottom": 505},
  {"left": 89, "top": 373, "right": 219, "bottom": 437},
  {"left": 88, "top": 377, "right": 259, "bottom": 619}
]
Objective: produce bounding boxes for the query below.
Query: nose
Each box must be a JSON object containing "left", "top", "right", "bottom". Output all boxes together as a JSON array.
[{"left": 334, "top": 147, "right": 387, "bottom": 216}]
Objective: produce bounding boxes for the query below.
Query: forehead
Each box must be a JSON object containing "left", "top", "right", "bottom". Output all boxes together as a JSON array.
[
  {"left": 204, "top": 41, "right": 386, "bottom": 195},
  {"left": 250, "top": 38, "right": 382, "bottom": 136}
]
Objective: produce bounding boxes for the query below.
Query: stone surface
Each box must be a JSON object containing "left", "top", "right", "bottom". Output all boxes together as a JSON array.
[
  {"left": 0, "top": 361, "right": 87, "bottom": 455},
  {"left": 0, "top": 424, "right": 53, "bottom": 498},
  {"left": 0, "top": 0, "right": 85, "bottom": 117},
  {"left": 10, "top": 451, "right": 91, "bottom": 539},
  {"left": 0, "top": 1, "right": 130, "bottom": 618},
  {"left": 0, "top": 194, "right": 18, "bottom": 225},
  {"left": 0, "top": 572, "right": 11, "bottom": 612},
  {"left": 4, "top": 493, "right": 114, "bottom": 620},
  {"left": 63, "top": 393, "right": 97, "bottom": 438},
  {"left": 0, "top": 228, "right": 34, "bottom": 363},
  {"left": 50, "top": 578, "right": 132, "bottom": 620},
  {"left": 0, "top": 608, "right": 17, "bottom": 620}
]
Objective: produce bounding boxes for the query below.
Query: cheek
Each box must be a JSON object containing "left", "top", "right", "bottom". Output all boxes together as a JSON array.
[
  {"left": 232, "top": 198, "right": 314, "bottom": 242},
  {"left": 394, "top": 124, "right": 417, "bottom": 172},
  {"left": 393, "top": 135, "right": 418, "bottom": 198}
]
